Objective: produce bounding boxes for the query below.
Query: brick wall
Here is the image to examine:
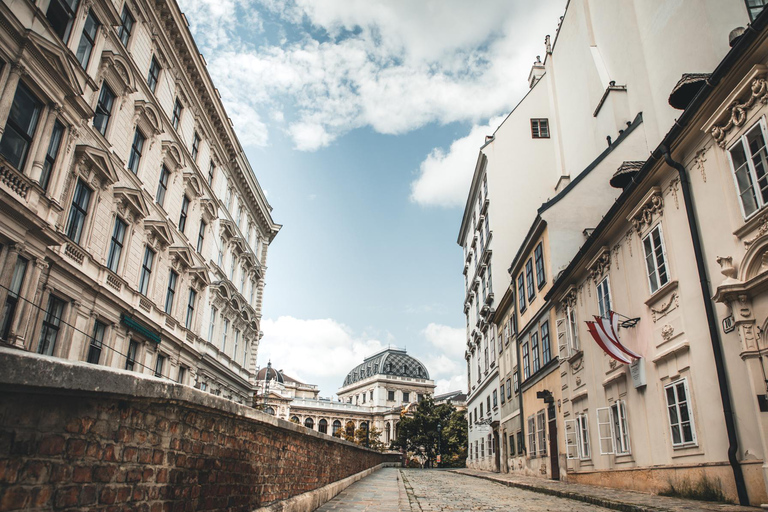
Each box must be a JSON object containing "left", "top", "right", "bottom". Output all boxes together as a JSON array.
[{"left": 0, "top": 348, "right": 398, "bottom": 511}]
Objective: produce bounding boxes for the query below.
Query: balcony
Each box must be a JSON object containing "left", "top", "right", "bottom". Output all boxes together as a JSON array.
[
  {"left": 481, "top": 197, "right": 489, "bottom": 215},
  {"left": 463, "top": 262, "right": 469, "bottom": 275},
  {"left": 481, "top": 304, "right": 490, "bottom": 316},
  {"left": 464, "top": 302, "right": 470, "bottom": 314},
  {"left": 471, "top": 277, "right": 480, "bottom": 291},
  {"left": 471, "top": 235, "right": 478, "bottom": 250},
  {"left": 485, "top": 292, "right": 494, "bottom": 306},
  {"left": 482, "top": 247, "right": 492, "bottom": 266},
  {"left": 465, "top": 250, "right": 472, "bottom": 263},
  {"left": 477, "top": 215, "right": 485, "bottom": 230}
]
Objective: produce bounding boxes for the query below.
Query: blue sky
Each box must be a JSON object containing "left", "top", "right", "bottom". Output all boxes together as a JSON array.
[{"left": 177, "top": 0, "right": 566, "bottom": 396}]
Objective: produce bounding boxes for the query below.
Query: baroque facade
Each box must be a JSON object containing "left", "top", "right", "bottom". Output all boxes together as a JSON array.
[{"left": 0, "top": 0, "right": 279, "bottom": 403}]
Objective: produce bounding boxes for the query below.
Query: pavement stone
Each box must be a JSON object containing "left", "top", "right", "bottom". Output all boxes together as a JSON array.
[
  {"left": 453, "top": 468, "right": 760, "bottom": 512},
  {"left": 315, "top": 467, "right": 406, "bottom": 512}
]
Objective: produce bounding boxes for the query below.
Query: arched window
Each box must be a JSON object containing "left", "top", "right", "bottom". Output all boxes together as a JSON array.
[
  {"left": 360, "top": 421, "right": 368, "bottom": 430},
  {"left": 403, "top": 363, "right": 407, "bottom": 374},
  {"left": 319, "top": 419, "right": 328, "bottom": 434},
  {"left": 290, "top": 416, "right": 299, "bottom": 424},
  {"left": 385, "top": 422, "right": 391, "bottom": 443},
  {"left": 332, "top": 420, "right": 341, "bottom": 435},
  {"left": 265, "top": 406, "right": 275, "bottom": 415},
  {"left": 345, "top": 421, "right": 355, "bottom": 437},
  {"left": 304, "top": 417, "right": 314, "bottom": 429}
]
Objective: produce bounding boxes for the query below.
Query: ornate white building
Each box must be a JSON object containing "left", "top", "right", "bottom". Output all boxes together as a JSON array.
[{"left": 0, "top": 0, "right": 279, "bottom": 403}]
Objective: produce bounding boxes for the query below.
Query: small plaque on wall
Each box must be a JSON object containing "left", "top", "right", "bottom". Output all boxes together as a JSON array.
[{"left": 630, "top": 358, "right": 646, "bottom": 388}]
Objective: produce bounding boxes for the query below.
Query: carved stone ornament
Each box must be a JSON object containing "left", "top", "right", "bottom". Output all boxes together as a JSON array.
[
  {"left": 711, "top": 76, "right": 768, "bottom": 147},
  {"left": 561, "top": 287, "right": 577, "bottom": 311},
  {"left": 694, "top": 147, "right": 708, "bottom": 183},
  {"left": 632, "top": 191, "right": 664, "bottom": 232},
  {"left": 661, "top": 324, "right": 675, "bottom": 342},
  {"left": 609, "top": 358, "right": 617, "bottom": 369},
  {"left": 717, "top": 256, "right": 737, "bottom": 280},
  {"left": 744, "top": 213, "right": 768, "bottom": 248},
  {"left": 651, "top": 292, "right": 679, "bottom": 323},
  {"left": 589, "top": 249, "right": 611, "bottom": 283}
]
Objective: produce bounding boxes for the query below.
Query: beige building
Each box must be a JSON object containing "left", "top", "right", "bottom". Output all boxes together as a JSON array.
[{"left": 0, "top": 0, "right": 279, "bottom": 404}]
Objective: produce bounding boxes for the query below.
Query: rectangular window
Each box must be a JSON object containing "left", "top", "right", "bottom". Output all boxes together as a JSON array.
[
  {"left": 147, "top": 57, "right": 161, "bottom": 93},
  {"left": 87, "top": 320, "right": 106, "bottom": 364},
  {"left": 208, "top": 162, "right": 215, "bottom": 185},
  {"left": 93, "top": 84, "right": 115, "bottom": 136},
  {"left": 566, "top": 304, "right": 580, "bottom": 353},
  {"left": 75, "top": 11, "right": 99, "bottom": 68},
  {"left": 536, "top": 410, "right": 547, "bottom": 456},
  {"left": 65, "top": 179, "right": 91, "bottom": 244},
  {"left": 577, "top": 413, "right": 590, "bottom": 460},
  {"left": 0, "top": 83, "right": 42, "bottom": 171},
  {"left": 541, "top": 321, "right": 551, "bottom": 365},
  {"left": 517, "top": 274, "right": 526, "bottom": 312},
  {"left": 747, "top": 0, "right": 768, "bottom": 22},
  {"left": 500, "top": 385, "right": 505, "bottom": 404},
  {"left": 527, "top": 415, "right": 536, "bottom": 457},
  {"left": 534, "top": 242, "right": 545, "bottom": 288},
  {"left": 525, "top": 258, "right": 535, "bottom": 301},
  {"left": 178, "top": 195, "right": 190, "bottom": 233},
  {"left": 509, "top": 433, "right": 515, "bottom": 456},
  {"left": 177, "top": 365, "right": 187, "bottom": 384},
  {"left": 597, "top": 277, "right": 612, "bottom": 318},
  {"left": 222, "top": 318, "right": 229, "bottom": 352},
  {"left": 597, "top": 401, "right": 631, "bottom": 455},
  {"left": 511, "top": 374, "right": 517, "bottom": 394},
  {"left": 643, "top": 225, "right": 669, "bottom": 294},
  {"left": 388, "top": 390, "right": 395, "bottom": 401},
  {"left": 207, "top": 307, "right": 217, "bottom": 342},
  {"left": 225, "top": 187, "right": 232, "bottom": 210},
  {"left": 531, "top": 332, "right": 540, "bottom": 373},
  {"left": 522, "top": 342, "right": 530, "bottom": 379},
  {"left": 729, "top": 120, "right": 768, "bottom": 218},
  {"left": 46, "top": 0, "right": 80, "bottom": 43},
  {"left": 127, "top": 128, "right": 145, "bottom": 174},
  {"left": 191, "top": 131, "right": 200, "bottom": 162},
  {"left": 172, "top": 98, "right": 182, "bottom": 130},
  {"left": 154, "top": 353, "right": 165, "bottom": 377},
  {"left": 40, "top": 120, "right": 64, "bottom": 190},
  {"left": 117, "top": 5, "right": 134, "bottom": 46},
  {"left": 492, "top": 389, "right": 498, "bottom": 408},
  {"left": 38, "top": 295, "right": 65, "bottom": 356},
  {"left": 156, "top": 165, "right": 169, "bottom": 206},
  {"left": 0, "top": 256, "right": 28, "bottom": 340},
  {"left": 665, "top": 378, "right": 697, "bottom": 447},
  {"left": 125, "top": 340, "right": 138, "bottom": 370},
  {"left": 185, "top": 288, "right": 196, "bottom": 329},
  {"left": 233, "top": 328, "right": 240, "bottom": 361},
  {"left": 107, "top": 217, "right": 127, "bottom": 273},
  {"left": 531, "top": 118, "right": 549, "bottom": 138},
  {"left": 164, "top": 270, "right": 177, "bottom": 315},
  {"left": 139, "top": 247, "right": 154, "bottom": 296},
  {"left": 197, "top": 221, "right": 206, "bottom": 252}
]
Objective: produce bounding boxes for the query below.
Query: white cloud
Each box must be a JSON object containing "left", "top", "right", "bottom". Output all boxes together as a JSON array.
[
  {"left": 422, "top": 323, "right": 465, "bottom": 360},
  {"left": 420, "top": 323, "right": 466, "bottom": 395},
  {"left": 435, "top": 375, "right": 466, "bottom": 395},
  {"left": 410, "top": 116, "right": 505, "bottom": 207}
]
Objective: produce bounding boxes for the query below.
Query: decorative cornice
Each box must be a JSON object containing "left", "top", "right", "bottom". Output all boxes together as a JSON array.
[
  {"left": 588, "top": 247, "right": 611, "bottom": 283},
  {"left": 628, "top": 187, "right": 663, "bottom": 233}
]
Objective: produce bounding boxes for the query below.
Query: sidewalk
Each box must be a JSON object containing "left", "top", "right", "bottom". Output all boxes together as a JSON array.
[
  {"left": 314, "top": 467, "right": 407, "bottom": 511},
  {"left": 451, "top": 468, "right": 760, "bottom": 512}
]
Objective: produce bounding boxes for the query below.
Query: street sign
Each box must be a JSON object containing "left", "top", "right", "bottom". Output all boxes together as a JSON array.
[{"left": 723, "top": 315, "right": 735, "bottom": 334}]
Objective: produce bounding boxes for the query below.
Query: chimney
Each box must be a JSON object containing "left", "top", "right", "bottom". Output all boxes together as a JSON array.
[{"left": 528, "top": 55, "right": 545, "bottom": 89}]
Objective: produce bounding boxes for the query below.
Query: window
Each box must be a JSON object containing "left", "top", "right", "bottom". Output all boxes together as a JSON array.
[
  {"left": 93, "top": 84, "right": 115, "bottom": 136},
  {"left": 165, "top": 270, "right": 177, "bottom": 315},
  {"left": 156, "top": 165, "right": 169, "bottom": 206},
  {"left": 525, "top": 259, "right": 535, "bottom": 301},
  {"left": 566, "top": 303, "right": 580, "bottom": 354},
  {"left": 577, "top": 413, "right": 590, "bottom": 459},
  {"left": 107, "top": 217, "right": 127, "bottom": 273},
  {"left": 597, "top": 400, "right": 631, "bottom": 455},
  {"left": 65, "top": 179, "right": 91, "bottom": 244},
  {"left": 0, "top": 83, "right": 42, "bottom": 170},
  {"left": 518, "top": 274, "right": 526, "bottom": 312},
  {"left": 536, "top": 410, "right": 547, "bottom": 456},
  {"left": 388, "top": 390, "right": 395, "bottom": 401},
  {"left": 492, "top": 389, "right": 497, "bottom": 408},
  {"left": 332, "top": 420, "right": 341, "bottom": 435},
  {"left": 125, "top": 340, "right": 138, "bottom": 371},
  {"left": 527, "top": 415, "right": 536, "bottom": 457},
  {"left": 596, "top": 277, "right": 612, "bottom": 318},
  {"left": 319, "top": 419, "right": 328, "bottom": 434},
  {"left": 75, "top": 11, "right": 99, "bottom": 68},
  {"left": 233, "top": 328, "right": 240, "bottom": 361},
  {"left": 643, "top": 225, "right": 669, "bottom": 293},
  {"left": 37, "top": 120, "right": 64, "bottom": 192},
  {"left": 154, "top": 353, "right": 165, "bottom": 378},
  {"left": 147, "top": 57, "right": 161, "bottom": 93},
  {"left": 534, "top": 242, "right": 545, "bottom": 288},
  {"left": 46, "top": 0, "right": 80, "bottom": 43},
  {"left": 197, "top": 221, "right": 206, "bottom": 253},
  {"left": 222, "top": 318, "right": 229, "bottom": 351},
  {"left": 208, "top": 162, "right": 215, "bottom": 185},
  {"left": 208, "top": 307, "right": 217, "bottom": 342},
  {"left": 127, "top": 128, "right": 145, "bottom": 175},
  {"left": 178, "top": 195, "right": 190, "bottom": 233},
  {"left": 172, "top": 98, "right": 182, "bottom": 130},
  {"left": 38, "top": 295, "right": 65, "bottom": 356},
  {"left": 665, "top": 378, "right": 696, "bottom": 447},
  {"left": 500, "top": 385, "right": 505, "bottom": 404},
  {"left": 139, "top": 247, "right": 154, "bottom": 296},
  {"left": 509, "top": 433, "right": 515, "bottom": 456},
  {"left": 513, "top": 372, "right": 518, "bottom": 393},
  {"left": 730, "top": 121, "right": 768, "bottom": 218},
  {"left": 185, "top": 288, "right": 196, "bottom": 329},
  {"left": 541, "top": 321, "right": 551, "bottom": 365},
  {"left": 403, "top": 392, "right": 410, "bottom": 402},
  {"left": 191, "top": 132, "right": 200, "bottom": 162},
  {"left": 522, "top": 342, "right": 530, "bottom": 379},
  {"left": 87, "top": 320, "right": 106, "bottom": 364},
  {"left": 747, "top": 0, "right": 768, "bottom": 21},
  {"left": 0, "top": 256, "right": 27, "bottom": 340},
  {"left": 117, "top": 5, "right": 134, "bottom": 46},
  {"left": 566, "top": 413, "right": 591, "bottom": 460},
  {"left": 531, "top": 332, "right": 540, "bottom": 373},
  {"left": 225, "top": 187, "right": 232, "bottom": 210},
  {"left": 531, "top": 118, "right": 549, "bottom": 138},
  {"left": 177, "top": 366, "right": 187, "bottom": 384}
]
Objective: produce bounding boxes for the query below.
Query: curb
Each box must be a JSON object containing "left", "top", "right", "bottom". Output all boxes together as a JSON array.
[{"left": 448, "top": 470, "right": 672, "bottom": 512}]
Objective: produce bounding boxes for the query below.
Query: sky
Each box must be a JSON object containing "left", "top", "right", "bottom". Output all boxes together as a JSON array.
[{"left": 177, "top": 0, "right": 567, "bottom": 397}]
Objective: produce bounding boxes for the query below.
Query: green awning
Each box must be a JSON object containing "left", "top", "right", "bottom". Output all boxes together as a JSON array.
[{"left": 121, "top": 314, "right": 161, "bottom": 344}]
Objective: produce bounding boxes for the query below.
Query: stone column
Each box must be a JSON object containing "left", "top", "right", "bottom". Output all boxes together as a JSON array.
[
  {"left": 28, "top": 104, "right": 62, "bottom": 183},
  {"left": 8, "top": 258, "right": 46, "bottom": 349},
  {"left": 0, "top": 243, "right": 21, "bottom": 310},
  {"left": 0, "top": 63, "right": 25, "bottom": 138}
]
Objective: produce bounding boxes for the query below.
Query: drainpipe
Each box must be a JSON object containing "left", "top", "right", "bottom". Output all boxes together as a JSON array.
[{"left": 660, "top": 145, "right": 749, "bottom": 506}]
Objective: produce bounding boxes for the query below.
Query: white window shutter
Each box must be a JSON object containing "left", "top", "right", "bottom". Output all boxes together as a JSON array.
[
  {"left": 597, "top": 407, "right": 615, "bottom": 455},
  {"left": 617, "top": 400, "right": 631, "bottom": 455},
  {"left": 565, "top": 419, "right": 578, "bottom": 460},
  {"left": 556, "top": 317, "right": 567, "bottom": 353}
]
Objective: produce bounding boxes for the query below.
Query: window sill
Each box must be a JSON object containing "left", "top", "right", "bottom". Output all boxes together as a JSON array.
[{"left": 643, "top": 279, "right": 679, "bottom": 307}]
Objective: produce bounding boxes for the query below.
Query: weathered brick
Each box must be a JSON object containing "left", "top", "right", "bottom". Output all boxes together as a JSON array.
[
  {"left": 66, "top": 438, "right": 87, "bottom": 458},
  {"left": 72, "top": 465, "right": 92, "bottom": 483},
  {"left": 38, "top": 435, "right": 65, "bottom": 455},
  {"left": 17, "top": 461, "right": 48, "bottom": 484},
  {"left": 99, "top": 486, "right": 117, "bottom": 505},
  {"left": 80, "top": 485, "right": 98, "bottom": 506},
  {"left": 0, "top": 486, "right": 29, "bottom": 510},
  {"left": 93, "top": 465, "right": 116, "bottom": 482},
  {"left": 54, "top": 486, "right": 79, "bottom": 508}
]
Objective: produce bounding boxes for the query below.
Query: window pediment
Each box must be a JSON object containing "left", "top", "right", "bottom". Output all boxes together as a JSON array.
[
  {"left": 219, "top": 219, "right": 237, "bottom": 241},
  {"left": 200, "top": 198, "right": 217, "bottom": 222},
  {"left": 134, "top": 100, "right": 163, "bottom": 138},
  {"left": 144, "top": 219, "right": 173, "bottom": 250},
  {"left": 169, "top": 245, "right": 194, "bottom": 271},
  {"left": 627, "top": 186, "right": 663, "bottom": 234},
  {"left": 99, "top": 52, "right": 136, "bottom": 96},
  {"left": 189, "top": 266, "right": 210, "bottom": 291},
  {"left": 74, "top": 145, "right": 118, "bottom": 188},
  {"left": 27, "top": 31, "right": 83, "bottom": 97},
  {"left": 703, "top": 65, "right": 768, "bottom": 148},
  {"left": 114, "top": 186, "right": 149, "bottom": 221},
  {"left": 161, "top": 140, "right": 184, "bottom": 171},
  {"left": 183, "top": 170, "right": 203, "bottom": 198},
  {"left": 588, "top": 247, "right": 611, "bottom": 284}
]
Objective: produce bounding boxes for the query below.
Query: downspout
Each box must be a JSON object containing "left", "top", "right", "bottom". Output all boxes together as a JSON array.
[{"left": 660, "top": 146, "right": 749, "bottom": 506}]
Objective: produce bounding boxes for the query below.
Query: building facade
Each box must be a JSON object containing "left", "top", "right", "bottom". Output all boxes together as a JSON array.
[{"left": 0, "top": 0, "right": 279, "bottom": 404}]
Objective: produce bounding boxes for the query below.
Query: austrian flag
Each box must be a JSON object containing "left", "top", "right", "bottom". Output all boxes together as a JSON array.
[{"left": 585, "top": 311, "right": 642, "bottom": 365}]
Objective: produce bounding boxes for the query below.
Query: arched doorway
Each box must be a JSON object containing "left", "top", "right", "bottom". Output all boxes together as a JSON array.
[
  {"left": 319, "top": 419, "right": 328, "bottom": 434},
  {"left": 304, "top": 417, "right": 314, "bottom": 430}
]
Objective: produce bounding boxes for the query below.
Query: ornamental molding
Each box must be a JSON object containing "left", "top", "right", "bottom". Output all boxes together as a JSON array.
[
  {"left": 588, "top": 247, "right": 611, "bottom": 283},
  {"left": 703, "top": 65, "right": 768, "bottom": 148},
  {"left": 744, "top": 213, "right": 768, "bottom": 249},
  {"left": 627, "top": 186, "right": 663, "bottom": 233},
  {"left": 650, "top": 292, "right": 679, "bottom": 323}
]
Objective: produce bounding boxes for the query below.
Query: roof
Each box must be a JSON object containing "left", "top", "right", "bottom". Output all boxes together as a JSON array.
[
  {"left": 255, "top": 363, "right": 283, "bottom": 384},
  {"left": 434, "top": 390, "right": 468, "bottom": 403},
  {"left": 342, "top": 348, "right": 430, "bottom": 387}
]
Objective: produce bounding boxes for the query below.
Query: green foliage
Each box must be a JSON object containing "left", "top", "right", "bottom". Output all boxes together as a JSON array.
[
  {"left": 353, "top": 425, "right": 385, "bottom": 451},
  {"left": 659, "top": 475, "right": 731, "bottom": 504},
  {"left": 391, "top": 396, "right": 467, "bottom": 467}
]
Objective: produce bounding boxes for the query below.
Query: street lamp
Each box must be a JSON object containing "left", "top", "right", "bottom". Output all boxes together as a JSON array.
[{"left": 437, "top": 422, "right": 442, "bottom": 468}]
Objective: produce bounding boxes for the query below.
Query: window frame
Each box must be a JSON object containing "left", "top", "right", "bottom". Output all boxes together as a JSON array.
[
  {"left": 566, "top": 413, "right": 591, "bottom": 460},
  {"left": 40, "top": 120, "right": 65, "bottom": 191},
  {"left": 125, "top": 339, "right": 138, "bottom": 371},
  {"left": 642, "top": 224, "right": 670, "bottom": 294},
  {"left": 531, "top": 331, "right": 540, "bottom": 373},
  {"left": 164, "top": 270, "right": 178, "bottom": 315},
  {"left": 172, "top": 98, "right": 182, "bottom": 130},
  {"left": 197, "top": 220, "right": 206, "bottom": 253},
  {"left": 93, "top": 84, "right": 115, "bottom": 136},
  {"left": 0, "top": 82, "right": 42, "bottom": 171},
  {"left": 531, "top": 118, "right": 550, "bottom": 139},
  {"left": 154, "top": 353, "right": 165, "bottom": 378},
  {"left": 127, "top": 128, "right": 145, "bottom": 175},
  {"left": 665, "top": 378, "right": 697, "bottom": 448},
  {"left": 0, "top": 256, "right": 28, "bottom": 341},
  {"left": 178, "top": 195, "right": 190, "bottom": 233},
  {"left": 46, "top": 0, "right": 80, "bottom": 43},
  {"left": 597, "top": 276, "right": 612, "bottom": 318},
  {"left": 147, "top": 57, "right": 161, "bottom": 93},
  {"left": 191, "top": 131, "right": 200, "bottom": 162},
  {"left": 117, "top": 5, "right": 134, "bottom": 46},
  {"left": 138, "top": 246, "right": 155, "bottom": 296},
  {"left": 536, "top": 409, "right": 547, "bottom": 457},
  {"left": 37, "top": 294, "right": 65, "bottom": 356},
  {"left": 75, "top": 10, "right": 100, "bottom": 69},
  {"left": 65, "top": 179, "right": 92, "bottom": 245},
  {"left": 541, "top": 320, "right": 551, "bottom": 365},
  {"left": 185, "top": 288, "right": 196, "bottom": 329},
  {"left": 106, "top": 216, "right": 127, "bottom": 273},
  {"left": 156, "top": 165, "right": 170, "bottom": 206},
  {"left": 522, "top": 341, "right": 530, "bottom": 379},
  {"left": 525, "top": 258, "right": 535, "bottom": 301},
  {"left": 517, "top": 274, "right": 526, "bottom": 312},
  {"left": 86, "top": 320, "right": 106, "bottom": 364},
  {"left": 534, "top": 242, "right": 545, "bottom": 289}
]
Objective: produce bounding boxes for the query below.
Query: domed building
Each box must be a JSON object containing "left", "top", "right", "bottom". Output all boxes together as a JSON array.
[{"left": 254, "top": 347, "right": 436, "bottom": 445}]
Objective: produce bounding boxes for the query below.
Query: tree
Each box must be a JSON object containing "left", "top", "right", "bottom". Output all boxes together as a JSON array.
[
  {"left": 353, "top": 425, "right": 385, "bottom": 451},
  {"left": 392, "top": 396, "right": 467, "bottom": 467}
]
